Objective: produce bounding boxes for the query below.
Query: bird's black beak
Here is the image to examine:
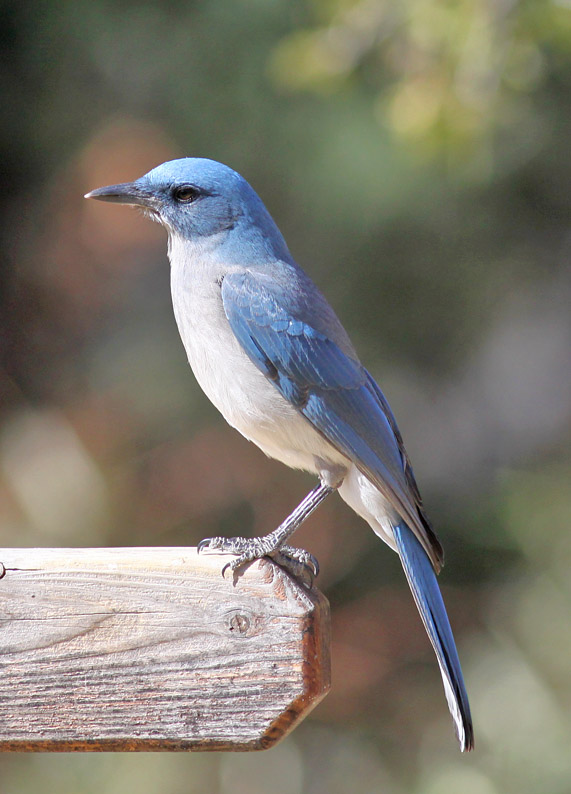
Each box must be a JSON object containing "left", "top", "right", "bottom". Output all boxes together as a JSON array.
[{"left": 84, "top": 182, "right": 158, "bottom": 209}]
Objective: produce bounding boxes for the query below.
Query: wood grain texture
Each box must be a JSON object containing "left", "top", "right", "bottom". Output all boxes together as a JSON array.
[{"left": 0, "top": 547, "right": 330, "bottom": 752}]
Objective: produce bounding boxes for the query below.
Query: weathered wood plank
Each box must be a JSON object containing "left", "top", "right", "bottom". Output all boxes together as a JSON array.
[{"left": 0, "top": 547, "right": 330, "bottom": 752}]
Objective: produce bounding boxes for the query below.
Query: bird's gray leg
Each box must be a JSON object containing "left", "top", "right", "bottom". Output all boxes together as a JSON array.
[{"left": 197, "top": 482, "right": 335, "bottom": 580}]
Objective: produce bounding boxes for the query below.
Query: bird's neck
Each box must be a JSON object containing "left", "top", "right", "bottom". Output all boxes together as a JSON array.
[{"left": 167, "top": 218, "right": 293, "bottom": 275}]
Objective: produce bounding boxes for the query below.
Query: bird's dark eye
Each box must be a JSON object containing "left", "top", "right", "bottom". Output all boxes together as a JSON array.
[{"left": 172, "top": 184, "right": 201, "bottom": 203}]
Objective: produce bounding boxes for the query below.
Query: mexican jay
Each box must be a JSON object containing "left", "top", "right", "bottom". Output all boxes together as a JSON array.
[{"left": 86, "top": 157, "right": 473, "bottom": 751}]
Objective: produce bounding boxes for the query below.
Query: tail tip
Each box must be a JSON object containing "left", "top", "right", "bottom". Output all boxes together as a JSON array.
[{"left": 459, "top": 721, "right": 475, "bottom": 752}]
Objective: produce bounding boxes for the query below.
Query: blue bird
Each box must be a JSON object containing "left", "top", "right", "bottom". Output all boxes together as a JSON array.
[{"left": 86, "top": 158, "right": 474, "bottom": 751}]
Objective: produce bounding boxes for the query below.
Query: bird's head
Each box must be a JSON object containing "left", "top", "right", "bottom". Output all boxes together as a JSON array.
[{"left": 85, "top": 158, "right": 289, "bottom": 260}]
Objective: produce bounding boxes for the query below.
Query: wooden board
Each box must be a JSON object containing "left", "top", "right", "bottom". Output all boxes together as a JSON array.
[{"left": 0, "top": 547, "right": 330, "bottom": 751}]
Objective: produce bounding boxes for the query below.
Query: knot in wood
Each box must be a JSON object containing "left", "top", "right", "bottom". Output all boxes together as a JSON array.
[{"left": 227, "top": 611, "right": 251, "bottom": 635}]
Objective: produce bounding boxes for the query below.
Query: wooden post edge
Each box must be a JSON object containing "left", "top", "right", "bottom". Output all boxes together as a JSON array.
[{"left": 0, "top": 547, "right": 330, "bottom": 752}]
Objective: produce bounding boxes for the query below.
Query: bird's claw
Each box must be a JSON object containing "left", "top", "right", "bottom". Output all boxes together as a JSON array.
[
  {"left": 271, "top": 545, "right": 319, "bottom": 578},
  {"left": 197, "top": 535, "right": 319, "bottom": 584},
  {"left": 197, "top": 536, "right": 228, "bottom": 554}
]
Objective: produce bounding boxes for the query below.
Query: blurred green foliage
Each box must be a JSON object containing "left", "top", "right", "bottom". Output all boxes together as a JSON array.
[
  {"left": 270, "top": 0, "right": 569, "bottom": 169},
  {"left": 0, "top": 0, "right": 570, "bottom": 792}
]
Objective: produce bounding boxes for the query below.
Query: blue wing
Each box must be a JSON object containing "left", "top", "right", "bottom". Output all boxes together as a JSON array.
[
  {"left": 222, "top": 268, "right": 473, "bottom": 749},
  {"left": 221, "top": 269, "right": 443, "bottom": 569}
]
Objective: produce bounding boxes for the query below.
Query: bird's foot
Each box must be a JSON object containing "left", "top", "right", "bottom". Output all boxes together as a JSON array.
[
  {"left": 197, "top": 535, "right": 319, "bottom": 584},
  {"left": 268, "top": 545, "right": 319, "bottom": 584}
]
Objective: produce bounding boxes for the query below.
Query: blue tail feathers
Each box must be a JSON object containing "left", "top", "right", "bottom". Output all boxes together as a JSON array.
[{"left": 393, "top": 521, "right": 474, "bottom": 751}]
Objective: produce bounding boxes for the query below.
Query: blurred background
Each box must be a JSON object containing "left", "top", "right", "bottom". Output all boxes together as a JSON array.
[{"left": 0, "top": 0, "right": 570, "bottom": 791}]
